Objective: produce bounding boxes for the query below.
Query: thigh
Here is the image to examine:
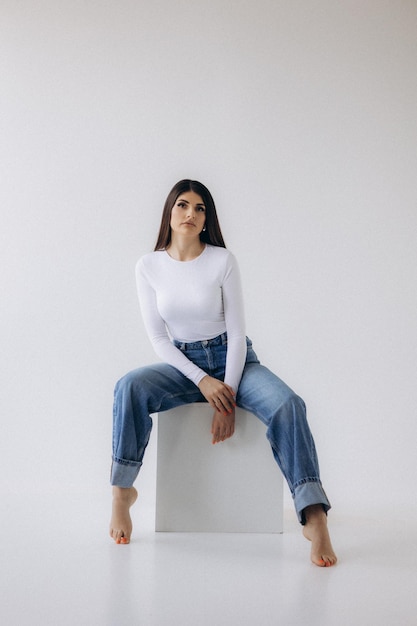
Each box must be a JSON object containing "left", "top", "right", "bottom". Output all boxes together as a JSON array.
[
  {"left": 116, "top": 362, "right": 206, "bottom": 414},
  {"left": 236, "top": 362, "right": 298, "bottom": 426}
]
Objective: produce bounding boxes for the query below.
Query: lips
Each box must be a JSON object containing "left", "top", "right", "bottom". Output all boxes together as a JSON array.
[{"left": 182, "top": 222, "right": 195, "bottom": 226}]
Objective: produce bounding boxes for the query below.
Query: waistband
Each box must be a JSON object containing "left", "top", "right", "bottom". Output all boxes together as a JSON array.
[{"left": 173, "top": 332, "right": 228, "bottom": 350}]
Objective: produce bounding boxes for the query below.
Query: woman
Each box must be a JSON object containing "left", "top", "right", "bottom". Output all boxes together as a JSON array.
[{"left": 110, "top": 179, "right": 337, "bottom": 567}]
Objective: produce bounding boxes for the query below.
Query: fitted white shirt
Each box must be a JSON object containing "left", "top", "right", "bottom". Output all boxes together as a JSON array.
[{"left": 135, "top": 245, "right": 247, "bottom": 392}]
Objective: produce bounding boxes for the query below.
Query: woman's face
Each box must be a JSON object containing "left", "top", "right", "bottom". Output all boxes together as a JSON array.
[{"left": 170, "top": 191, "right": 206, "bottom": 238}]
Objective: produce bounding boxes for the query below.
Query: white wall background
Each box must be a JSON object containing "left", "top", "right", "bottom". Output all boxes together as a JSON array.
[{"left": 1, "top": 0, "right": 416, "bottom": 521}]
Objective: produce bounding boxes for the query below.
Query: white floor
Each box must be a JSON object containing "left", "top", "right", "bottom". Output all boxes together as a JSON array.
[{"left": 2, "top": 492, "right": 417, "bottom": 626}]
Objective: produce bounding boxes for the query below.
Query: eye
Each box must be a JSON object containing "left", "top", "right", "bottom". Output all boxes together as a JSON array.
[
  {"left": 197, "top": 206, "right": 206, "bottom": 212},
  {"left": 177, "top": 202, "right": 186, "bottom": 208}
]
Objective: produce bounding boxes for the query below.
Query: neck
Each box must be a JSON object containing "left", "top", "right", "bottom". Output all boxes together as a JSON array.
[{"left": 166, "top": 235, "right": 205, "bottom": 262}]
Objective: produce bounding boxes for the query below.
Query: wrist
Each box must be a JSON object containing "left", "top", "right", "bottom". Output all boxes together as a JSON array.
[{"left": 197, "top": 374, "right": 209, "bottom": 388}]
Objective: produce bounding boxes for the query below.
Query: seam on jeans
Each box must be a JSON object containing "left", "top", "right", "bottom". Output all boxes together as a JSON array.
[
  {"left": 112, "top": 456, "right": 142, "bottom": 467},
  {"left": 293, "top": 477, "right": 322, "bottom": 489}
]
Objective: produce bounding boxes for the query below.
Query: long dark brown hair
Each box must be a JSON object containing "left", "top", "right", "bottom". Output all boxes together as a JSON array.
[{"left": 154, "top": 179, "right": 226, "bottom": 251}]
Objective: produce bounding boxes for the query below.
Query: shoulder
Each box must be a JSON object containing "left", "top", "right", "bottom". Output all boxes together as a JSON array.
[
  {"left": 205, "top": 246, "right": 240, "bottom": 280},
  {"left": 136, "top": 250, "right": 165, "bottom": 269},
  {"left": 135, "top": 251, "right": 167, "bottom": 279},
  {"left": 205, "top": 245, "right": 237, "bottom": 264}
]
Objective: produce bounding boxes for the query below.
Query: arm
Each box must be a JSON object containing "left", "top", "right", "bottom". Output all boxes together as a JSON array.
[
  {"left": 222, "top": 252, "right": 247, "bottom": 393},
  {"left": 210, "top": 252, "right": 246, "bottom": 443}
]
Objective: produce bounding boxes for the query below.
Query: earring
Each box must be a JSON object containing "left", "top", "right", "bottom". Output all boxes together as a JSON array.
[{"left": 202, "top": 226, "right": 206, "bottom": 232}]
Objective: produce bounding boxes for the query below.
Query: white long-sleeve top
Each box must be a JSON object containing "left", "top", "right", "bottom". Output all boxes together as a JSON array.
[{"left": 135, "top": 245, "right": 247, "bottom": 392}]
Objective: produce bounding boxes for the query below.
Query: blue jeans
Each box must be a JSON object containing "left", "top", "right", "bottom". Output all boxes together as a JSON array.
[{"left": 111, "top": 334, "right": 331, "bottom": 524}]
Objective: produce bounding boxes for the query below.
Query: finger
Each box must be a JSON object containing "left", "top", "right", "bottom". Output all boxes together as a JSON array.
[
  {"left": 211, "top": 396, "right": 230, "bottom": 414},
  {"left": 224, "top": 392, "right": 237, "bottom": 411},
  {"left": 213, "top": 383, "right": 234, "bottom": 402},
  {"left": 224, "top": 384, "right": 236, "bottom": 401},
  {"left": 217, "top": 394, "right": 235, "bottom": 414},
  {"left": 220, "top": 387, "right": 235, "bottom": 403},
  {"left": 211, "top": 417, "right": 220, "bottom": 442},
  {"left": 215, "top": 426, "right": 224, "bottom": 443}
]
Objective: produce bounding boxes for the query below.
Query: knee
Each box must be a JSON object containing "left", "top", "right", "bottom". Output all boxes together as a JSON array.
[
  {"left": 284, "top": 391, "right": 305, "bottom": 410},
  {"left": 274, "top": 391, "right": 306, "bottom": 423},
  {"left": 114, "top": 367, "right": 148, "bottom": 397}
]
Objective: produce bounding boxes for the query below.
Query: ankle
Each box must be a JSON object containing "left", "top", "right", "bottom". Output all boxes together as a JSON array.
[
  {"left": 112, "top": 486, "right": 133, "bottom": 499},
  {"left": 303, "top": 504, "right": 326, "bottom": 524}
]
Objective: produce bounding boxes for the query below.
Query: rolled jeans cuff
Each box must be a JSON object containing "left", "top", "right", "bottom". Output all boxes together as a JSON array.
[
  {"left": 293, "top": 480, "right": 331, "bottom": 525},
  {"left": 111, "top": 458, "right": 141, "bottom": 487}
]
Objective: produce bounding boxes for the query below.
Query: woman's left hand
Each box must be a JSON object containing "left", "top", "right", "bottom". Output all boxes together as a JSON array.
[{"left": 211, "top": 407, "right": 235, "bottom": 444}]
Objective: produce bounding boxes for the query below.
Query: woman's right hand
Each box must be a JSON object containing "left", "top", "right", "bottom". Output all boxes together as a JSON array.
[{"left": 198, "top": 375, "right": 236, "bottom": 415}]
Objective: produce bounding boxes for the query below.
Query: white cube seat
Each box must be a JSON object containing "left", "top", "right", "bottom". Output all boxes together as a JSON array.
[{"left": 155, "top": 404, "right": 283, "bottom": 533}]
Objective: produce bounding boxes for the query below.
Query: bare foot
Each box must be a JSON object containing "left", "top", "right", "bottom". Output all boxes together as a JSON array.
[
  {"left": 302, "top": 504, "right": 337, "bottom": 567},
  {"left": 109, "top": 486, "right": 138, "bottom": 544}
]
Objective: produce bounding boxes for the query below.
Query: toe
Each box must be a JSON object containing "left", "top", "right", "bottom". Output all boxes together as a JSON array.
[
  {"left": 311, "top": 553, "right": 335, "bottom": 567},
  {"left": 320, "top": 554, "right": 337, "bottom": 567},
  {"left": 111, "top": 529, "right": 123, "bottom": 543},
  {"left": 113, "top": 530, "right": 131, "bottom": 544}
]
